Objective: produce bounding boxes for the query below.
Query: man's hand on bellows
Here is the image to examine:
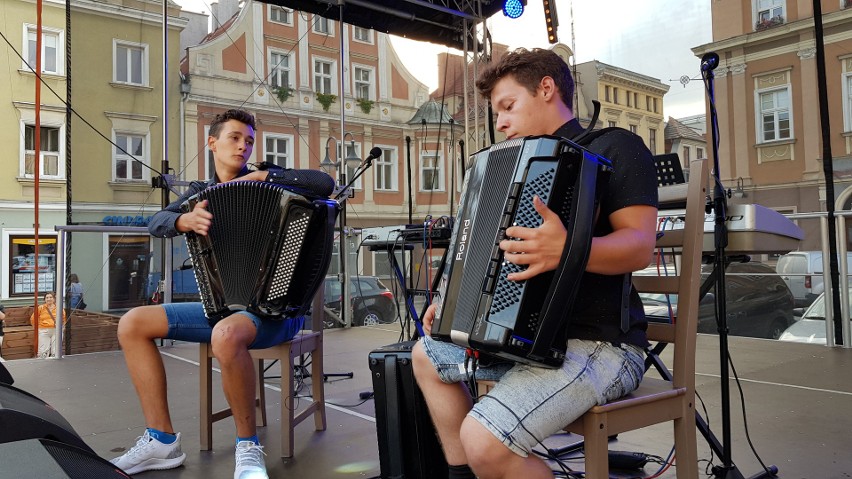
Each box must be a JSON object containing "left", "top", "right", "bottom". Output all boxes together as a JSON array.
[
  {"left": 499, "top": 195, "right": 567, "bottom": 282},
  {"left": 179, "top": 199, "right": 213, "bottom": 235}
]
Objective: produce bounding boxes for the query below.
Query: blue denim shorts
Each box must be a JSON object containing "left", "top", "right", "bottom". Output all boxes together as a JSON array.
[
  {"left": 420, "top": 335, "right": 645, "bottom": 456},
  {"left": 162, "top": 302, "right": 304, "bottom": 349}
]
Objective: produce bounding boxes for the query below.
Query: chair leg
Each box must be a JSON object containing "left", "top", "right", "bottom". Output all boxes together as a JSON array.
[
  {"left": 582, "top": 413, "right": 610, "bottom": 479},
  {"left": 674, "top": 405, "right": 699, "bottom": 479},
  {"left": 280, "top": 352, "right": 295, "bottom": 458},
  {"left": 199, "top": 343, "right": 213, "bottom": 451},
  {"left": 255, "top": 359, "right": 267, "bottom": 427},
  {"left": 311, "top": 337, "right": 327, "bottom": 431}
]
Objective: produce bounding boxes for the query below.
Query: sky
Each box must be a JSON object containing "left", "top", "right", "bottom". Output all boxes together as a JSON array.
[{"left": 175, "top": 0, "right": 713, "bottom": 119}]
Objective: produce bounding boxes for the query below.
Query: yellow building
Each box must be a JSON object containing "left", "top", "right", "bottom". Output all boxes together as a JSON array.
[{"left": 0, "top": 0, "right": 185, "bottom": 306}]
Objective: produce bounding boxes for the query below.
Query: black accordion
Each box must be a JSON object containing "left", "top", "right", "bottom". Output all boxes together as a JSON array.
[
  {"left": 182, "top": 181, "right": 338, "bottom": 324},
  {"left": 431, "top": 136, "right": 612, "bottom": 368}
]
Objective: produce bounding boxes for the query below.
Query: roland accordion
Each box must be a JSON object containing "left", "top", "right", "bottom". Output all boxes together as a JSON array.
[
  {"left": 182, "top": 180, "right": 338, "bottom": 324},
  {"left": 431, "top": 135, "right": 612, "bottom": 368}
]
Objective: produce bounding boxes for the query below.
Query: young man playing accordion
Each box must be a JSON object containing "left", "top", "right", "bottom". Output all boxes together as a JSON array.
[
  {"left": 111, "top": 109, "right": 333, "bottom": 479},
  {"left": 412, "top": 48, "right": 660, "bottom": 479}
]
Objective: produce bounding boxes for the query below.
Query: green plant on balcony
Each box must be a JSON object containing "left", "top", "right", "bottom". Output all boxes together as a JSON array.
[
  {"left": 356, "top": 97, "right": 374, "bottom": 114},
  {"left": 273, "top": 86, "right": 294, "bottom": 103},
  {"left": 315, "top": 92, "right": 337, "bottom": 112},
  {"left": 755, "top": 15, "right": 784, "bottom": 31}
]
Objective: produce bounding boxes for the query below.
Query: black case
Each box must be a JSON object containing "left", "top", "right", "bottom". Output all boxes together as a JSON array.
[{"left": 369, "top": 341, "right": 448, "bottom": 479}]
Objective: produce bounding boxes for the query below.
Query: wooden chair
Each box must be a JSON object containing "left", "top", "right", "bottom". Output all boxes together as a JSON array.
[
  {"left": 199, "top": 291, "right": 327, "bottom": 458},
  {"left": 478, "top": 157, "right": 709, "bottom": 478},
  {"left": 561, "top": 157, "right": 709, "bottom": 478}
]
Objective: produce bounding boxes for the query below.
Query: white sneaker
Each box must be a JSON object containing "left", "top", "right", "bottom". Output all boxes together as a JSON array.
[
  {"left": 234, "top": 441, "right": 268, "bottom": 479},
  {"left": 110, "top": 430, "right": 186, "bottom": 475}
]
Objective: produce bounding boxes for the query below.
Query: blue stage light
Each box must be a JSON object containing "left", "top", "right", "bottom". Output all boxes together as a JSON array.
[{"left": 503, "top": 0, "right": 524, "bottom": 19}]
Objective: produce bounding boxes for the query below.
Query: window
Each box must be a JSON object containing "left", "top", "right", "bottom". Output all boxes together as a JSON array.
[
  {"left": 204, "top": 125, "right": 215, "bottom": 179},
  {"left": 24, "top": 125, "right": 61, "bottom": 178},
  {"left": 264, "top": 134, "right": 293, "bottom": 168},
  {"left": 269, "top": 5, "right": 292, "bottom": 24},
  {"left": 314, "top": 59, "right": 334, "bottom": 94},
  {"left": 374, "top": 146, "right": 398, "bottom": 191},
  {"left": 24, "top": 26, "right": 62, "bottom": 75},
  {"left": 114, "top": 133, "right": 147, "bottom": 182},
  {"left": 683, "top": 146, "right": 691, "bottom": 163},
  {"left": 269, "top": 51, "right": 291, "bottom": 89},
  {"left": 627, "top": 91, "right": 632, "bottom": 107},
  {"left": 649, "top": 128, "right": 657, "bottom": 154},
  {"left": 844, "top": 73, "right": 852, "bottom": 132},
  {"left": 613, "top": 88, "right": 619, "bottom": 105},
  {"left": 697, "top": 147, "right": 705, "bottom": 159},
  {"left": 608, "top": 120, "right": 617, "bottom": 128},
  {"left": 114, "top": 40, "right": 147, "bottom": 86},
  {"left": 353, "top": 27, "right": 372, "bottom": 43},
  {"left": 757, "top": 88, "right": 791, "bottom": 142},
  {"left": 646, "top": 96, "right": 652, "bottom": 111},
  {"left": 605, "top": 86, "right": 611, "bottom": 102},
  {"left": 9, "top": 235, "right": 58, "bottom": 296},
  {"left": 634, "top": 92, "right": 639, "bottom": 108},
  {"left": 420, "top": 152, "right": 444, "bottom": 191},
  {"left": 313, "top": 15, "right": 332, "bottom": 35},
  {"left": 653, "top": 98, "right": 659, "bottom": 113},
  {"left": 755, "top": 0, "right": 785, "bottom": 27},
  {"left": 629, "top": 124, "right": 638, "bottom": 134},
  {"left": 354, "top": 66, "right": 372, "bottom": 100}
]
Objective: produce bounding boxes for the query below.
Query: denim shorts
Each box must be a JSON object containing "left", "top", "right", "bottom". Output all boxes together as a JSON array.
[
  {"left": 419, "top": 335, "right": 645, "bottom": 456},
  {"left": 162, "top": 302, "right": 304, "bottom": 349}
]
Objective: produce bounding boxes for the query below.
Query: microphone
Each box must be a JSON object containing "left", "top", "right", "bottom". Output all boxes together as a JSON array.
[
  {"left": 364, "top": 147, "right": 383, "bottom": 165},
  {"left": 701, "top": 52, "right": 720, "bottom": 72}
]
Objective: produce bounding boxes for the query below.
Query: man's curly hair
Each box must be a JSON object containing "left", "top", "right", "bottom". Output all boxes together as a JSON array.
[{"left": 475, "top": 48, "right": 574, "bottom": 110}]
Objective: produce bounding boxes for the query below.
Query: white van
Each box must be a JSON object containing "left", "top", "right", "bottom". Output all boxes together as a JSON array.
[{"left": 776, "top": 251, "right": 852, "bottom": 307}]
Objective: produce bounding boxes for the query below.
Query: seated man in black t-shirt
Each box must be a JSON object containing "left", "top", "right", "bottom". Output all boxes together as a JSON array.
[{"left": 412, "top": 48, "right": 659, "bottom": 479}]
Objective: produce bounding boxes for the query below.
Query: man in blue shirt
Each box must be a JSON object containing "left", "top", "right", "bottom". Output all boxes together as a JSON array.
[{"left": 111, "top": 109, "right": 331, "bottom": 479}]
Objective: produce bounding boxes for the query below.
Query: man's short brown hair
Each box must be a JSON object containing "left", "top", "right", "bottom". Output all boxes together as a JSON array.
[
  {"left": 475, "top": 48, "right": 574, "bottom": 110},
  {"left": 209, "top": 109, "right": 257, "bottom": 138}
]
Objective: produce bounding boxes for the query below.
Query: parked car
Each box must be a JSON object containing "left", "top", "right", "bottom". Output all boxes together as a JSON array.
[
  {"left": 322, "top": 275, "right": 397, "bottom": 327},
  {"left": 778, "top": 290, "right": 852, "bottom": 344},
  {"left": 640, "top": 261, "right": 794, "bottom": 339},
  {"left": 776, "top": 251, "right": 852, "bottom": 307}
]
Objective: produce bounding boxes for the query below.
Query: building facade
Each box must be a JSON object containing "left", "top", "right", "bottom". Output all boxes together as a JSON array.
[
  {"left": 693, "top": 0, "right": 852, "bottom": 248},
  {"left": 0, "top": 0, "right": 185, "bottom": 308}
]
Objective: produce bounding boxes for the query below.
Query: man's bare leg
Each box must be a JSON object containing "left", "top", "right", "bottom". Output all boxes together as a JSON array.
[
  {"left": 210, "top": 313, "right": 259, "bottom": 438},
  {"left": 411, "top": 341, "right": 473, "bottom": 465},
  {"left": 116, "top": 306, "right": 174, "bottom": 433}
]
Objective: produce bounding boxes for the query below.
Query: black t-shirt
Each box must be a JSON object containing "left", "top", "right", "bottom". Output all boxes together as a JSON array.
[{"left": 555, "top": 120, "right": 658, "bottom": 348}]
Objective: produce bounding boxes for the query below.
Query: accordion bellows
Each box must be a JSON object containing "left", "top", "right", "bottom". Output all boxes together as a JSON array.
[{"left": 182, "top": 180, "right": 337, "bottom": 324}]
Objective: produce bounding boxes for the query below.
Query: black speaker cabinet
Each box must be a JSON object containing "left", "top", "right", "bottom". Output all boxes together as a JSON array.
[
  {"left": 369, "top": 341, "right": 448, "bottom": 479},
  {"left": 0, "top": 438, "right": 130, "bottom": 478},
  {"left": 0, "top": 382, "right": 93, "bottom": 454}
]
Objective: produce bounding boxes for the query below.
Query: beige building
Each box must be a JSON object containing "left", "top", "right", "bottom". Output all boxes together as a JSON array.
[
  {"left": 693, "top": 0, "right": 852, "bottom": 238},
  {"left": 0, "top": 0, "right": 185, "bottom": 307},
  {"left": 573, "top": 60, "right": 670, "bottom": 156}
]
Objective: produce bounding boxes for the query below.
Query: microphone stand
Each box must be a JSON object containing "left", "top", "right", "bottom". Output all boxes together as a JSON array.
[{"left": 702, "top": 53, "right": 778, "bottom": 479}]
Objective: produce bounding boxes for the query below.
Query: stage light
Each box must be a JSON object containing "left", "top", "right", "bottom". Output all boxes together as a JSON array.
[
  {"left": 543, "top": 0, "right": 559, "bottom": 43},
  {"left": 503, "top": 0, "right": 524, "bottom": 19}
]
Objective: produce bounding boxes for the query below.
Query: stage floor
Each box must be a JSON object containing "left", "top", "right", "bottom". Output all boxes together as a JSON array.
[{"left": 2, "top": 324, "right": 850, "bottom": 478}]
